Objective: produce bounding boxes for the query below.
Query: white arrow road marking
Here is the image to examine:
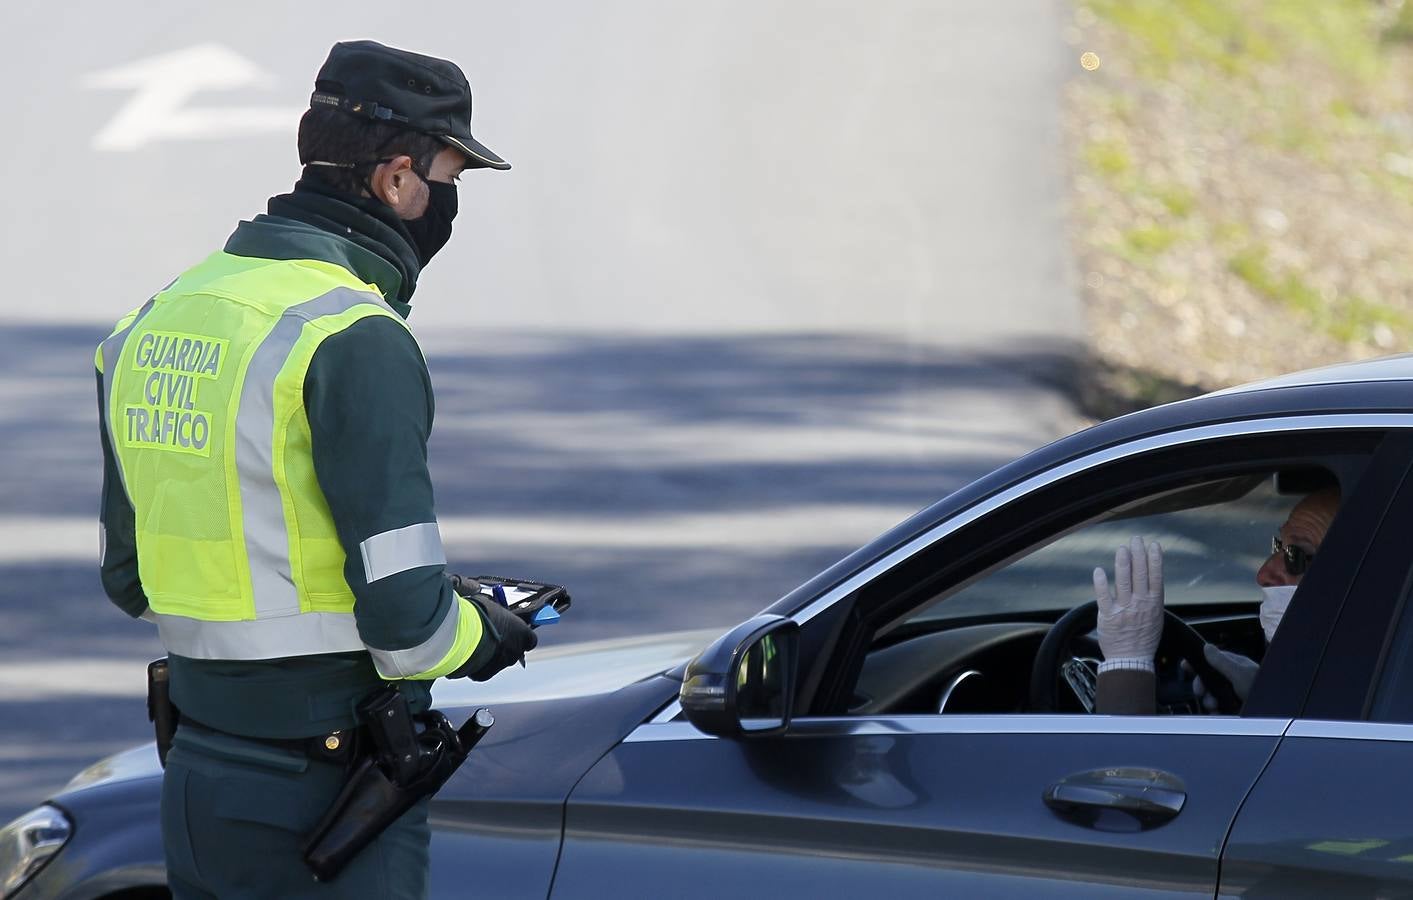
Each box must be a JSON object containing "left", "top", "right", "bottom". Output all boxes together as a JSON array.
[{"left": 82, "top": 43, "right": 303, "bottom": 151}]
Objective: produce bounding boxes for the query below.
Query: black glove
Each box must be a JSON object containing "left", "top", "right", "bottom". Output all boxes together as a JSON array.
[
  {"left": 448, "top": 577, "right": 538, "bottom": 681},
  {"left": 466, "top": 595, "right": 539, "bottom": 681}
]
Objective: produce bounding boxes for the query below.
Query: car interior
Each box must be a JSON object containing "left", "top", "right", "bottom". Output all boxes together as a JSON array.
[{"left": 835, "top": 450, "right": 1370, "bottom": 719}]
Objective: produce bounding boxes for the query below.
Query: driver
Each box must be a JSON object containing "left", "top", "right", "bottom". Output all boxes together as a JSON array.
[{"left": 1092, "top": 486, "right": 1340, "bottom": 715}]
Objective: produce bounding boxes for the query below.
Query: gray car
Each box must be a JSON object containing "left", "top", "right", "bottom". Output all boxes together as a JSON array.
[{"left": 11, "top": 355, "right": 1413, "bottom": 898}]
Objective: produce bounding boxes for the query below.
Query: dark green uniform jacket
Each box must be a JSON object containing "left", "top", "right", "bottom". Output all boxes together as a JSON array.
[{"left": 97, "top": 177, "right": 493, "bottom": 738}]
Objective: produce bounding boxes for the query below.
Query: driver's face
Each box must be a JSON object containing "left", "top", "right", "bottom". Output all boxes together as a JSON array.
[{"left": 1256, "top": 489, "right": 1340, "bottom": 588}]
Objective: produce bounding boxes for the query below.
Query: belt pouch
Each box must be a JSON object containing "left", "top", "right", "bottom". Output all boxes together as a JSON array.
[{"left": 147, "top": 658, "right": 180, "bottom": 768}]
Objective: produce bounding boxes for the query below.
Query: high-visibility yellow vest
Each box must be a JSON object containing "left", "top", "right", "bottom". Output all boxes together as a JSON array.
[{"left": 96, "top": 250, "right": 477, "bottom": 676}]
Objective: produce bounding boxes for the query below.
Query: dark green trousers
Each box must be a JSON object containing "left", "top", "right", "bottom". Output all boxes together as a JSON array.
[{"left": 161, "top": 723, "right": 430, "bottom": 899}]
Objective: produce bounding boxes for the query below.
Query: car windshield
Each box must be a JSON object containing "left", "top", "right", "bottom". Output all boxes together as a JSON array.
[{"left": 912, "top": 473, "right": 1300, "bottom": 623}]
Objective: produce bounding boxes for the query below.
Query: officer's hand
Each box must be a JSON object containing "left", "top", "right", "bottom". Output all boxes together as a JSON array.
[
  {"left": 1094, "top": 536, "right": 1165, "bottom": 664},
  {"left": 463, "top": 594, "right": 538, "bottom": 681}
]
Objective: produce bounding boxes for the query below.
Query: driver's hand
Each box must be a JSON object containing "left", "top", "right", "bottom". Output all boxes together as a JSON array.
[
  {"left": 1191, "top": 644, "right": 1259, "bottom": 710},
  {"left": 1094, "top": 536, "right": 1164, "bottom": 670}
]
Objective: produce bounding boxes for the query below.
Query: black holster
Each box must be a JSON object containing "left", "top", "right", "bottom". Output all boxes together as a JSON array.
[
  {"left": 146, "top": 658, "right": 180, "bottom": 769},
  {"left": 301, "top": 689, "right": 493, "bottom": 882}
]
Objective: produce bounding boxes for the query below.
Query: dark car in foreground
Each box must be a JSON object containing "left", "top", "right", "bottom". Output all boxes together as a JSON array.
[{"left": 14, "top": 355, "right": 1413, "bottom": 898}]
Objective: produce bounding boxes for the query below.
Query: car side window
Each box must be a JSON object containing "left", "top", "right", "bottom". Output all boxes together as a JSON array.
[
  {"left": 920, "top": 475, "right": 1291, "bottom": 624},
  {"left": 843, "top": 464, "right": 1355, "bottom": 718}
]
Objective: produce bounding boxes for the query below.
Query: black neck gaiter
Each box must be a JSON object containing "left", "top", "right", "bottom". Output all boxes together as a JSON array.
[{"left": 270, "top": 174, "right": 424, "bottom": 305}]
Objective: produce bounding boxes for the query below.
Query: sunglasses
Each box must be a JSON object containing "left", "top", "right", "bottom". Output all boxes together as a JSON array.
[{"left": 1272, "top": 536, "right": 1316, "bottom": 576}]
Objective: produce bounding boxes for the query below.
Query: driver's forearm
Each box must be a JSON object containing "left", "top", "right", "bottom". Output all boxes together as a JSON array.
[{"left": 1095, "top": 670, "right": 1157, "bottom": 715}]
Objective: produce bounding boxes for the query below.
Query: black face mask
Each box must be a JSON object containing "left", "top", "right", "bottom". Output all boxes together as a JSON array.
[{"left": 403, "top": 177, "right": 458, "bottom": 266}]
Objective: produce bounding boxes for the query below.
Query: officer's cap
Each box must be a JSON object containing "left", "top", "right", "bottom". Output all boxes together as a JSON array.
[{"left": 311, "top": 40, "right": 509, "bottom": 171}]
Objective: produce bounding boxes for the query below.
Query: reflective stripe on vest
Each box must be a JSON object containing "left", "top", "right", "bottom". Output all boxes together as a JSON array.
[
  {"left": 238, "top": 286, "right": 379, "bottom": 618},
  {"left": 150, "top": 592, "right": 478, "bottom": 677},
  {"left": 98, "top": 252, "right": 468, "bottom": 673},
  {"left": 154, "top": 608, "right": 363, "bottom": 660},
  {"left": 97, "top": 299, "right": 158, "bottom": 503}
]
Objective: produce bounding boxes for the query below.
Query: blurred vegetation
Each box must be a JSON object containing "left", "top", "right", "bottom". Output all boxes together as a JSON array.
[
  {"left": 1069, "top": 0, "right": 1413, "bottom": 413},
  {"left": 1089, "top": 0, "right": 1386, "bottom": 80}
]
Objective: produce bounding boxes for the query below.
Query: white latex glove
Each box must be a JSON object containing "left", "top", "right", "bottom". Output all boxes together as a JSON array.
[
  {"left": 1094, "top": 536, "right": 1165, "bottom": 670},
  {"left": 1192, "top": 644, "right": 1260, "bottom": 711}
]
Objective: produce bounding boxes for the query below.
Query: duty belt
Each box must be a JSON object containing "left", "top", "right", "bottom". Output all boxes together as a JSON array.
[{"left": 180, "top": 718, "right": 366, "bottom": 767}]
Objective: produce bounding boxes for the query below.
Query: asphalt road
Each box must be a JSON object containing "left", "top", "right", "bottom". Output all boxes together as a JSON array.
[{"left": 0, "top": 1, "right": 1081, "bottom": 820}]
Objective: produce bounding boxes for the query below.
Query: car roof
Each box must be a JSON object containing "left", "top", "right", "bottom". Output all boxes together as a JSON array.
[
  {"left": 765, "top": 353, "right": 1413, "bottom": 620},
  {"left": 1205, "top": 353, "right": 1413, "bottom": 397}
]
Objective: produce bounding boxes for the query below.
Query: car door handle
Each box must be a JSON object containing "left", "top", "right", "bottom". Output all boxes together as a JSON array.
[{"left": 1043, "top": 767, "right": 1186, "bottom": 831}]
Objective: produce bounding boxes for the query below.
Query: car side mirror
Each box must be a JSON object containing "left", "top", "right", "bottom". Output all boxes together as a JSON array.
[{"left": 680, "top": 614, "right": 799, "bottom": 739}]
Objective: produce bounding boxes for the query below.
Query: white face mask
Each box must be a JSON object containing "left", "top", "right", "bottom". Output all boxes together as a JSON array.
[{"left": 1260, "top": 585, "right": 1298, "bottom": 643}]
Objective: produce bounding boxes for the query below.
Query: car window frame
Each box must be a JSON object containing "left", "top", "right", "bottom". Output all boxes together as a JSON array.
[
  {"left": 1303, "top": 429, "right": 1413, "bottom": 721},
  {"left": 785, "top": 416, "right": 1407, "bottom": 720},
  {"left": 1241, "top": 429, "right": 1413, "bottom": 718}
]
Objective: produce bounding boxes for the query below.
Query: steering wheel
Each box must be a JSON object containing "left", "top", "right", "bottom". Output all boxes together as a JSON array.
[{"left": 1029, "top": 601, "right": 1242, "bottom": 714}]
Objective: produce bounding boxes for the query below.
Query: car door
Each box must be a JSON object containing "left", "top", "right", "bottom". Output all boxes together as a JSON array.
[
  {"left": 550, "top": 423, "right": 1409, "bottom": 899},
  {"left": 557, "top": 718, "right": 1285, "bottom": 898},
  {"left": 1217, "top": 441, "right": 1413, "bottom": 899}
]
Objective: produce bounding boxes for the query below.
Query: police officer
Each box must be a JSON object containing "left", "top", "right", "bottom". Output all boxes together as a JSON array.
[{"left": 95, "top": 41, "right": 535, "bottom": 898}]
